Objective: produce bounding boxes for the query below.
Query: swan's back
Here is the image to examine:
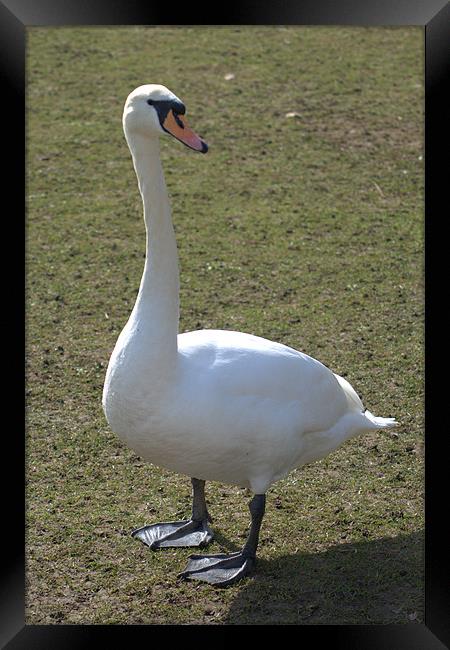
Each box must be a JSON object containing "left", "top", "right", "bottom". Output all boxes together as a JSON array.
[{"left": 178, "top": 329, "right": 348, "bottom": 427}]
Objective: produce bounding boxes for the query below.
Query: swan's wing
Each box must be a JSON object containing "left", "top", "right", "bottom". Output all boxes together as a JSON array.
[{"left": 178, "top": 329, "right": 349, "bottom": 426}]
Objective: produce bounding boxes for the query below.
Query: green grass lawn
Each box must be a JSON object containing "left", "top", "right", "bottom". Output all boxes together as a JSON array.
[{"left": 26, "top": 26, "right": 424, "bottom": 624}]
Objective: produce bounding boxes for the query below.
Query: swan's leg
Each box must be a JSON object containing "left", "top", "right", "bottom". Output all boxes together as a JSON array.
[
  {"left": 178, "top": 493, "right": 266, "bottom": 586},
  {"left": 132, "top": 478, "right": 214, "bottom": 549},
  {"left": 191, "top": 477, "right": 213, "bottom": 524}
]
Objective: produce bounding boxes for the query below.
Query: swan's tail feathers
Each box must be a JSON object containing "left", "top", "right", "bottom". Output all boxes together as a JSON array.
[
  {"left": 334, "top": 374, "right": 397, "bottom": 430},
  {"left": 364, "top": 409, "right": 397, "bottom": 429}
]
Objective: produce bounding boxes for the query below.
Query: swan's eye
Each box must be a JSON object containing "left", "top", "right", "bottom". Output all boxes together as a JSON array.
[
  {"left": 147, "top": 99, "right": 154, "bottom": 106},
  {"left": 171, "top": 100, "right": 186, "bottom": 116}
]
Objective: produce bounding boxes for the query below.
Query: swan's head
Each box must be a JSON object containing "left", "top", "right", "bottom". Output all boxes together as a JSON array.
[{"left": 123, "top": 84, "right": 208, "bottom": 153}]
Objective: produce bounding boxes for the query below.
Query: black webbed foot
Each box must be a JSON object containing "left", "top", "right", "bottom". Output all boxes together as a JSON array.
[
  {"left": 132, "top": 478, "right": 213, "bottom": 549},
  {"left": 178, "top": 493, "right": 266, "bottom": 587},
  {"left": 178, "top": 551, "right": 255, "bottom": 586},
  {"left": 132, "top": 518, "right": 213, "bottom": 549}
]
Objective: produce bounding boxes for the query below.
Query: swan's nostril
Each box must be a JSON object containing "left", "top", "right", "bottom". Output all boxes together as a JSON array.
[{"left": 174, "top": 113, "right": 185, "bottom": 129}]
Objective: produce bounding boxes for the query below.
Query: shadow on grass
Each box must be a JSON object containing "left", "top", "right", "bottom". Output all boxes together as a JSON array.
[{"left": 223, "top": 531, "right": 424, "bottom": 625}]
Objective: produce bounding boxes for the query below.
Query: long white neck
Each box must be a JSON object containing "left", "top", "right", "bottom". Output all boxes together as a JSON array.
[{"left": 127, "top": 134, "right": 179, "bottom": 365}]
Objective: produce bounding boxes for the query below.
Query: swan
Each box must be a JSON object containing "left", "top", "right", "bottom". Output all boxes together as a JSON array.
[{"left": 102, "top": 84, "right": 396, "bottom": 586}]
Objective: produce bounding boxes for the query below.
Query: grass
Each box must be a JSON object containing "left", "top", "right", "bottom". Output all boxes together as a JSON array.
[{"left": 26, "top": 26, "right": 424, "bottom": 625}]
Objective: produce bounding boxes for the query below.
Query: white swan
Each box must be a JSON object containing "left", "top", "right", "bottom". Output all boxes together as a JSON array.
[{"left": 102, "top": 84, "right": 396, "bottom": 586}]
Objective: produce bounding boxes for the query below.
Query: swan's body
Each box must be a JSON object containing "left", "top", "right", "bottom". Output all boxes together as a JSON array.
[
  {"left": 102, "top": 85, "right": 396, "bottom": 585},
  {"left": 105, "top": 327, "right": 388, "bottom": 495}
]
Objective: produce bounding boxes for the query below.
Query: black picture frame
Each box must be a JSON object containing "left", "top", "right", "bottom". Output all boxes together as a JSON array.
[{"left": 4, "top": 0, "right": 448, "bottom": 647}]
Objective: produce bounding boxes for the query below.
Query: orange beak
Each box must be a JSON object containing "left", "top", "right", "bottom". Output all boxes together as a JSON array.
[{"left": 162, "top": 110, "right": 208, "bottom": 153}]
